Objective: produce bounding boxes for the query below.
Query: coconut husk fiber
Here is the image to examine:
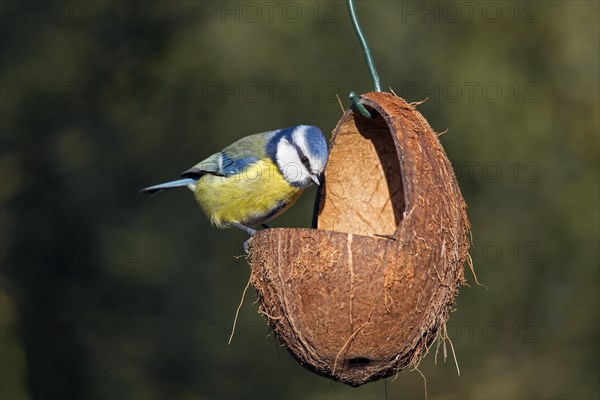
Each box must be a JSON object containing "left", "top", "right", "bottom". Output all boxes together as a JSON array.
[{"left": 249, "top": 92, "right": 470, "bottom": 386}]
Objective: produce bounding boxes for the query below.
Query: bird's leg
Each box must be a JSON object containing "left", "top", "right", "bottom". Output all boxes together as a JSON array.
[
  {"left": 231, "top": 222, "right": 257, "bottom": 254},
  {"left": 231, "top": 222, "right": 257, "bottom": 236}
]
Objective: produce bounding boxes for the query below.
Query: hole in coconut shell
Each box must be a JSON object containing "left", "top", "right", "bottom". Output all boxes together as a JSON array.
[
  {"left": 317, "top": 106, "right": 405, "bottom": 236},
  {"left": 347, "top": 357, "right": 372, "bottom": 367}
]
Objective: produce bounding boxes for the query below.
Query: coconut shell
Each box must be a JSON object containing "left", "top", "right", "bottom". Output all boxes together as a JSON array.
[{"left": 249, "top": 92, "right": 470, "bottom": 386}]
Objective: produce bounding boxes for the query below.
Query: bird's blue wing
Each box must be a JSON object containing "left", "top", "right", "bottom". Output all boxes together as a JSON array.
[
  {"left": 180, "top": 151, "right": 222, "bottom": 178},
  {"left": 218, "top": 152, "right": 259, "bottom": 176},
  {"left": 181, "top": 132, "right": 273, "bottom": 178}
]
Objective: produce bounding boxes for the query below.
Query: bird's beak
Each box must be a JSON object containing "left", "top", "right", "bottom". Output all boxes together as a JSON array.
[{"left": 310, "top": 175, "right": 320, "bottom": 185}]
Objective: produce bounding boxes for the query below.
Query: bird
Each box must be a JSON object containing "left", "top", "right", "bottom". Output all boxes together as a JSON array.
[{"left": 141, "top": 125, "right": 329, "bottom": 251}]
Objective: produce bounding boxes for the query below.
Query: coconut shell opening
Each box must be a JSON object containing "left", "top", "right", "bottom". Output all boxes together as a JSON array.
[
  {"left": 250, "top": 92, "right": 469, "bottom": 386},
  {"left": 316, "top": 107, "right": 405, "bottom": 236}
]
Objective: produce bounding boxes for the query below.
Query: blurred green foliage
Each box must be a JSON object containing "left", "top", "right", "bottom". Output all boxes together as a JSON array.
[{"left": 1, "top": 1, "right": 598, "bottom": 399}]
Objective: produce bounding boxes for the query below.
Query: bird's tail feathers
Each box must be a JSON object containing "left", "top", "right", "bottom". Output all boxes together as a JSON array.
[{"left": 140, "top": 178, "right": 196, "bottom": 196}]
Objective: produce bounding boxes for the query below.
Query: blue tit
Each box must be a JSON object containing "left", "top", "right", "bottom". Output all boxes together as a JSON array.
[{"left": 141, "top": 125, "right": 329, "bottom": 241}]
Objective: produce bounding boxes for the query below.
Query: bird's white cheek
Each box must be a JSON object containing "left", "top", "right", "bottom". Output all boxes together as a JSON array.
[
  {"left": 276, "top": 138, "right": 309, "bottom": 185},
  {"left": 280, "top": 162, "right": 309, "bottom": 184}
]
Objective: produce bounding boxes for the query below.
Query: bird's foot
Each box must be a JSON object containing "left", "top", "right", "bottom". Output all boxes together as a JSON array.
[
  {"left": 243, "top": 238, "right": 252, "bottom": 255},
  {"left": 231, "top": 222, "right": 257, "bottom": 255}
]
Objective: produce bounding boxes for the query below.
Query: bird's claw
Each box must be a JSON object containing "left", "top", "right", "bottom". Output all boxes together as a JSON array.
[{"left": 243, "top": 238, "right": 252, "bottom": 255}]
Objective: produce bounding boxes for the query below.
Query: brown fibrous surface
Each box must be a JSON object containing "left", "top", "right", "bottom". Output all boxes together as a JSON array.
[{"left": 250, "top": 92, "right": 470, "bottom": 386}]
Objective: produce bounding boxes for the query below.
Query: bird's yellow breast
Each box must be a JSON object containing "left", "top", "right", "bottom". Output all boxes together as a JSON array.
[{"left": 194, "top": 158, "right": 302, "bottom": 228}]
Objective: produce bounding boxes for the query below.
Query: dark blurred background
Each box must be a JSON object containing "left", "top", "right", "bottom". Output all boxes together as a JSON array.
[{"left": 1, "top": 1, "right": 598, "bottom": 399}]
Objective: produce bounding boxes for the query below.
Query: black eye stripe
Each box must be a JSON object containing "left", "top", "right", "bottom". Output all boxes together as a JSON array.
[{"left": 291, "top": 142, "right": 311, "bottom": 170}]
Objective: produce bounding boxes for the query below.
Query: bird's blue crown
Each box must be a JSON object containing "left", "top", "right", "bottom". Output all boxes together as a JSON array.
[{"left": 266, "top": 125, "right": 328, "bottom": 164}]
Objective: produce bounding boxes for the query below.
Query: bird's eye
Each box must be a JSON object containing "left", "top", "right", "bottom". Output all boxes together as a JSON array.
[{"left": 300, "top": 156, "right": 309, "bottom": 164}]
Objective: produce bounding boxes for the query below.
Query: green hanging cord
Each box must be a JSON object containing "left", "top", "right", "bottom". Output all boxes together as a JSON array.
[
  {"left": 349, "top": 90, "right": 370, "bottom": 118},
  {"left": 347, "top": 0, "right": 382, "bottom": 118},
  {"left": 347, "top": 0, "right": 381, "bottom": 92}
]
